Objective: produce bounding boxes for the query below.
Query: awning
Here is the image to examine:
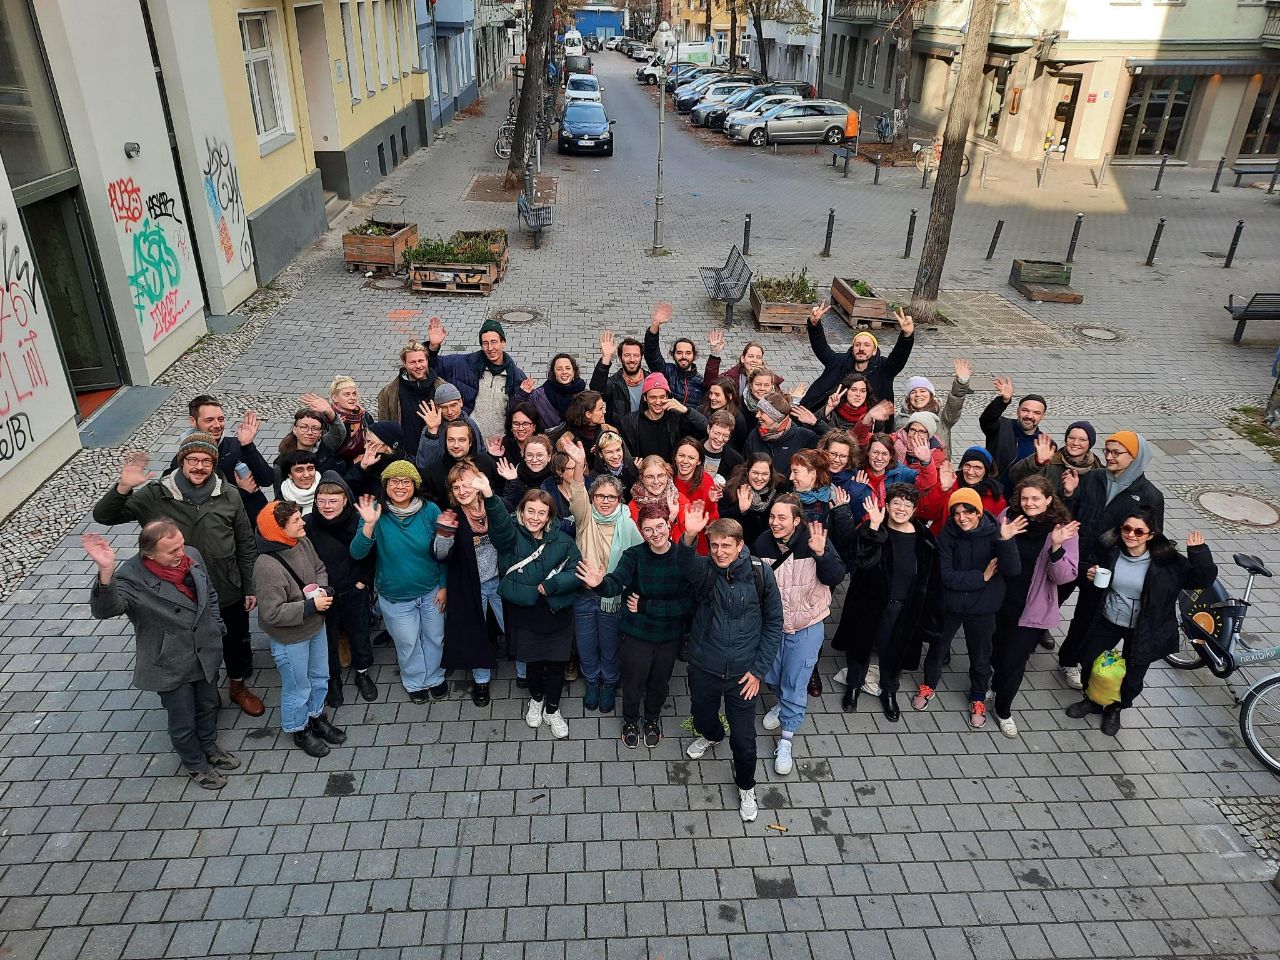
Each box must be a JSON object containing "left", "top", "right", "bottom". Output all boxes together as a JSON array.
[
  {"left": 434, "top": 20, "right": 468, "bottom": 35},
  {"left": 1126, "top": 57, "right": 1280, "bottom": 77},
  {"left": 916, "top": 41, "right": 958, "bottom": 58}
]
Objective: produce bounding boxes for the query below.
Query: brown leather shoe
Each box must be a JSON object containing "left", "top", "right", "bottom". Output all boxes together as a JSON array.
[
  {"left": 807, "top": 667, "right": 823, "bottom": 698},
  {"left": 228, "top": 679, "right": 265, "bottom": 717}
]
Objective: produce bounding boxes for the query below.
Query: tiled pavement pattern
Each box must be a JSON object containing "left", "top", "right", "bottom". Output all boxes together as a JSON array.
[{"left": 3, "top": 55, "right": 1280, "bottom": 960}]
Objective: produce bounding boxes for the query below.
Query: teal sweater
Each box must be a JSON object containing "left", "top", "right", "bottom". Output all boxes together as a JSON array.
[{"left": 350, "top": 502, "right": 444, "bottom": 601}]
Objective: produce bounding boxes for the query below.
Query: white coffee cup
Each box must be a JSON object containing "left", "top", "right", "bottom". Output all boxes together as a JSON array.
[
  {"left": 1093, "top": 567, "right": 1112, "bottom": 589},
  {"left": 304, "top": 583, "right": 324, "bottom": 600}
]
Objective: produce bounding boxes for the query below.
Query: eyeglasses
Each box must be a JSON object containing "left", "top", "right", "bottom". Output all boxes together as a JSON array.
[
  {"left": 825, "top": 451, "right": 849, "bottom": 462},
  {"left": 296, "top": 423, "right": 324, "bottom": 433},
  {"left": 594, "top": 493, "right": 619, "bottom": 503},
  {"left": 1103, "top": 447, "right": 1129, "bottom": 459},
  {"left": 184, "top": 457, "right": 214, "bottom": 467},
  {"left": 1120, "top": 524, "right": 1150, "bottom": 537},
  {"left": 888, "top": 498, "right": 915, "bottom": 509},
  {"left": 906, "top": 427, "right": 930, "bottom": 436}
]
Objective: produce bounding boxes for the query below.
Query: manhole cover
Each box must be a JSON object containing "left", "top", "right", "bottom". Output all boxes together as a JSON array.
[
  {"left": 1077, "top": 326, "right": 1119, "bottom": 341},
  {"left": 1196, "top": 491, "right": 1280, "bottom": 527},
  {"left": 1202, "top": 251, "right": 1227, "bottom": 260},
  {"left": 365, "top": 277, "right": 406, "bottom": 290},
  {"left": 493, "top": 308, "right": 542, "bottom": 324}
]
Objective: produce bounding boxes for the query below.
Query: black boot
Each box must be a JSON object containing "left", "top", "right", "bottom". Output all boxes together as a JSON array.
[
  {"left": 353, "top": 670, "right": 377, "bottom": 702},
  {"left": 1065, "top": 698, "right": 1103, "bottom": 719},
  {"left": 1100, "top": 704, "right": 1122, "bottom": 736},
  {"left": 880, "top": 690, "right": 900, "bottom": 722},
  {"left": 841, "top": 686, "right": 859, "bottom": 713},
  {"left": 325, "top": 679, "right": 344, "bottom": 709},
  {"left": 311, "top": 713, "right": 347, "bottom": 745},
  {"left": 293, "top": 723, "right": 330, "bottom": 757},
  {"left": 472, "top": 682, "right": 491, "bottom": 707}
]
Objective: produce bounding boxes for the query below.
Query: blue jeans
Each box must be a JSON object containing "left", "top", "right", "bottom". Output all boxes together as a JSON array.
[
  {"left": 764, "top": 621, "right": 825, "bottom": 733},
  {"left": 270, "top": 628, "right": 329, "bottom": 734},
  {"left": 574, "top": 593, "right": 620, "bottom": 685},
  {"left": 378, "top": 592, "right": 445, "bottom": 693},
  {"left": 474, "top": 577, "right": 505, "bottom": 684}
]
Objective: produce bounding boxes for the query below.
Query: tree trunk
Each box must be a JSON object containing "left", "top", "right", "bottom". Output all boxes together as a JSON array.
[
  {"left": 816, "top": 0, "right": 828, "bottom": 98},
  {"left": 504, "top": 0, "right": 555, "bottom": 188},
  {"left": 891, "top": 3, "right": 913, "bottom": 148},
  {"left": 729, "top": 4, "right": 739, "bottom": 67},
  {"left": 908, "top": 0, "right": 997, "bottom": 322},
  {"left": 751, "top": 5, "right": 769, "bottom": 81},
  {"left": 704, "top": 0, "right": 712, "bottom": 45}
]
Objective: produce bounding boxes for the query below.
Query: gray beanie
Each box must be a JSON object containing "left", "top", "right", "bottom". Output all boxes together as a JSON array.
[{"left": 434, "top": 382, "right": 463, "bottom": 404}]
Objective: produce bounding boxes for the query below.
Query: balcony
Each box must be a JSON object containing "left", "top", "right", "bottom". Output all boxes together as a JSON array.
[
  {"left": 831, "top": 0, "right": 925, "bottom": 28},
  {"left": 1265, "top": 0, "right": 1280, "bottom": 49}
]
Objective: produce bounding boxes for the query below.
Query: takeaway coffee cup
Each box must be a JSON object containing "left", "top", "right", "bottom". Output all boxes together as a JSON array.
[{"left": 1093, "top": 567, "right": 1112, "bottom": 589}]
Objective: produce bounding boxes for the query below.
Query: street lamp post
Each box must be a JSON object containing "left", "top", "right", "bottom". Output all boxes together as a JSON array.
[{"left": 651, "top": 20, "right": 676, "bottom": 254}]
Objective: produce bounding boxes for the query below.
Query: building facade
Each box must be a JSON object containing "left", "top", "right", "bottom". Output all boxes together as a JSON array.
[
  {"left": 822, "top": 0, "right": 1280, "bottom": 165},
  {"left": 418, "top": 0, "right": 480, "bottom": 126},
  {"left": 750, "top": 0, "right": 824, "bottom": 85}
]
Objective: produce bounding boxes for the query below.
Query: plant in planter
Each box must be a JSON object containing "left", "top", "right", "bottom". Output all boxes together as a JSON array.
[
  {"left": 449, "top": 228, "right": 509, "bottom": 258},
  {"left": 830, "top": 275, "right": 889, "bottom": 322},
  {"left": 403, "top": 232, "right": 511, "bottom": 295},
  {"left": 749, "top": 267, "right": 818, "bottom": 331},
  {"left": 342, "top": 219, "right": 418, "bottom": 272}
]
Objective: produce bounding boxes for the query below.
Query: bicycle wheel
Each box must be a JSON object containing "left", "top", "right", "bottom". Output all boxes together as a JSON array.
[
  {"left": 494, "top": 125, "right": 514, "bottom": 159},
  {"left": 959, "top": 154, "right": 971, "bottom": 177},
  {"left": 1239, "top": 673, "right": 1280, "bottom": 776},
  {"left": 1164, "top": 630, "right": 1208, "bottom": 670},
  {"left": 914, "top": 150, "right": 927, "bottom": 173}
]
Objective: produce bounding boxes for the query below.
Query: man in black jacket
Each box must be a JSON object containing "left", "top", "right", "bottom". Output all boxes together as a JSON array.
[
  {"left": 743, "top": 392, "right": 819, "bottom": 468},
  {"left": 376, "top": 341, "right": 441, "bottom": 458},
  {"left": 978, "top": 377, "right": 1046, "bottom": 495},
  {"left": 620, "top": 373, "right": 708, "bottom": 462},
  {"left": 590, "top": 330, "right": 648, "bottom": 427},
  {"left": 644, "top": 302, "right": 713, "bottom": 407},
  {"left": 183, "top": 395, "right": 274, "bottom": 518},
  {"left": 799, "top": 303, "right": 914, "bottom": 412},
  {"left": 306, "top": 472, "right": 378, "bottom": 706}
]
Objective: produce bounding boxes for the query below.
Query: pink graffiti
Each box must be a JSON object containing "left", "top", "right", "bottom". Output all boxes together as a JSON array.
[
  {"left": 0, "top": 280, "right": 34, "bottom": 346},
  {"left": 216, "top": 218, "right": 235, "bottom": 265},
  {"left": 148, "top": 288, "right": 190, "bottom": 342},
  {"left": 108, "top": 178, "right": 143, "bottom": 230},
  {"left": 0, "top": 350, "right": 35, "bottom": 416}
]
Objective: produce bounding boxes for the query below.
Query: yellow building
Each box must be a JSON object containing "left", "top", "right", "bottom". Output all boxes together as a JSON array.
[{"left": 671, "top": 0, "right": 738, "bottom": 60}]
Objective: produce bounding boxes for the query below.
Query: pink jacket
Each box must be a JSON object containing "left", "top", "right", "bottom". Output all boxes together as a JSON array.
[{"left": 998, "top": 509, "right": 1079, "bottom": 629}]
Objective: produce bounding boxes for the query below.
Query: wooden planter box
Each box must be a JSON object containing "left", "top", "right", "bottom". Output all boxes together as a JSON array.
[
  {"left": 449, "top": 229, "right": 509, "bottom": 260},
  {"left": 407, "top": 250, "right": 510, "bottom": 296},
  {"left": 1010, "top": 259, "right": 1071, "bottom": 285},
  {"left": 830, "top": 275, "right": 889, "bottom": 325},
  {"left": 343, "top": 222, "right": 418, "bottom": 273},
  {"left": 749, "top": 283, "right": 814, "bottom": 333}
]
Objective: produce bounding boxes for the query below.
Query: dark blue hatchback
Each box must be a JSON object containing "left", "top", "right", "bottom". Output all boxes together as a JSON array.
[{"left": 558, "top": 102, "right": 615, "bottom": 156}]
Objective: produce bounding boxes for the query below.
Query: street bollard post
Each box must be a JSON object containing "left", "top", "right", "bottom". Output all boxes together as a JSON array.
[
  {"left": 1094, "top": 151, "right": 1112, "bottom": 188},
  {"left": 1269, "top": 166, "right": 1279, "bottom": 195},
  {"left": 920, "top": 153, "right": 930, "bottom": 189},
  {"left": 985, "top": 220, "right": 1005, "bottom": 261},
  {"left": 1153, "top": 153, "right": 1168, "bottom": 191},
  {"left": 1066, "top": 213, "right": 1084, "bottom": 263},
  {"left": 1224, "top": 219, "right": 1245, "bottom": 269},
  {"left": 1145, "top": 217, "right": 1166, "bottom": 267},
  {"left": 980, "top": 153, "right": 989, "bottom": 189},
  {"left": 743, "top": 213, "right": 752, "bottom": 256},
  {"left": 822, "top": 208, "right": 835, "bottom": 257},
  {"left": 1038, "top": 150, "right": 1050, "bottom": 189},
  {"left": 874, "top": 154, "right": 882, "bottom": 185},
  {"left": 1211, "top": 156, "right": 1226, "bottom": 193},
  {"left": 903, "top": 208, "right": 917, "bottom": 259}
]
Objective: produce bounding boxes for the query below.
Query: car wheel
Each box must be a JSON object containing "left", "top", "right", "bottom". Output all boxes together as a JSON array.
[
  {"left": 604, "top": 145, "right": 614, "bottom": 157},
  {"left": 647, "top": 76, "right": 657, "bottom": 85},
  {"left": 557, "top": 142, "right": 566, "bottom": 154},
  {"left": 823, "top": 126, "right": 843, "bottom": 145},
  {"left": 748, "top": 129, "right": 766, "bottom": 147}
]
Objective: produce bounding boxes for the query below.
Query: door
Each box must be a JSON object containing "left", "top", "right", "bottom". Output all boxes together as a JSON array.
[
  {"left": 20, "top": 192, "right": 121, "bottom": 392},
  {"left": 1117, "top": 75, "right": 1198, "bottom": 158},
  {"left": 294, "top": 5, "right": 340, "bottom": 152},
  {"left": 1048, "top": 76, "right": 1080, "bottom": 150},
  {"left": 768, "top": 105, "right": 811, "bottom": 141}
]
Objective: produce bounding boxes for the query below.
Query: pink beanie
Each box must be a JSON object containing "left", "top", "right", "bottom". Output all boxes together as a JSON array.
[{"left": 642, "top": 372, "right": 669, "bottom": 395}]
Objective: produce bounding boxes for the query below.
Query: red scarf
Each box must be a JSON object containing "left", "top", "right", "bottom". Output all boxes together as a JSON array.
[{"left": 144, "top": 554, "right": 196, "bottom": 601}]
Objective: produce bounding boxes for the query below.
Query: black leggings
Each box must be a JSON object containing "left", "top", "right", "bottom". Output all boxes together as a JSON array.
[
  {"left": 527, "top": 660, "right": 566, "bottom": 712},
  {"left": 990, "top": 614, "right": 1048, "bottom": 720}
]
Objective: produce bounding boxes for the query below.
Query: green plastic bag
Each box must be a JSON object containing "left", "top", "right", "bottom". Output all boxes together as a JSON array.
[{"left": 1085, "top": 649, "right": 1126, "bottom": 706}]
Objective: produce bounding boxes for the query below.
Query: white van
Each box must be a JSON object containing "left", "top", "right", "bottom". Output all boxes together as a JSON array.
[{"left": 563, "top": 29, "right": 584, "bottom": 57}]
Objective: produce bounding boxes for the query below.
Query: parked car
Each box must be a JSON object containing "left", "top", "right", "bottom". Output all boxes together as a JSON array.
[
  {"left": 605, "top": 37, "right": 621, "bottom": 50},
  {"left": 671, "top": 72, "right": 730, "bottom": 105},
  {"left": 690, "top": 84, "right": 759, "bottom": 128},
  {"left": 565, "top": 73, "right": 602, "bottom": 103},
  {"left": 558, "top": 101, "right": 615, "bottom": 156},
  {"left": 726, "top": 99, "right": 855, "bottom": 146},
  {"left": 564, "top": 54, "right": 592, "bottom": 80},
  {"left": 563, "top": 29, "right": 584, "bottom": 57},
  {"left": 686, "top": 82, "right": 755, "bottom": 121},
  {"left": 719, "top": 93, "right": 802, "bottom": 132},
  {"left": 632, "top": 44, "right": 656, "bottom": 61},
  {"left": 702, "top": 83, "right": 812, "bottom": 130},
  {"left": 666, "top": 65, "right": 721, "bottom": 93},
  {"left": 637, "top": 58, "right": 698, "bottom": 85},
  {"left": 675, "top": 75, "right": 757, "bottom": 112}
]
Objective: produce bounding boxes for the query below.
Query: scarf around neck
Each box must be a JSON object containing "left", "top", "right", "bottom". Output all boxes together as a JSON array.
[
  {"left": 544, "top": 377, "right": 586, "bottom": 415},
  {"left": 174, "top": 471, "right": 215, "bottom": 505},
  {"left": 835, "top": 401, "right": 867, "bottom": 426},
  {"left": 143, "top": 554, "right": 196, "bottom": 600},
  {"left": 280, "top": 478, "right": 317, "bottom": 515},
  {"left": 798, "top": 486, "right": 833, "bottom": 505},
  {"left": 386, "top": 498, "right": 424, "bottom": 519},
  {"left": 758, "top": 417, "right": 790, "bottom": 442},
  {"left": 582, "top": 502, "right": 643, "bottom": 612},
  {"left": 630, "top": 477, "right": 677, "bottom": 512}
]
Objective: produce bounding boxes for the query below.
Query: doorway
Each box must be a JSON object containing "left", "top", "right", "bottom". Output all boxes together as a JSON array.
[
  {"left": 294, "top": 4, "right": 339, "bottom": 151},
  {"left": 1116, "top": 75, "right": 1197, "bottom": 158},
  {"left": 20, "top": 191, "right": 122, "bottom": 396},
  {"left": 1047, "top": 75, "right": 1080, "bottom": 151}
]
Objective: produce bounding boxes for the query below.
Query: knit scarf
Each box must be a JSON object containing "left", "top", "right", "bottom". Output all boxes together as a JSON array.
[
  {"left": 798, "top": 486, "right": 833, "bottom": 506},
  {"left": 742, "top": 391, "right": 760, "bottom": 413},
  {"left": 544, "top": 377, "right": 586, "bottom": 415},
  {"left": 143, "top": 554, "right": 196, "bottom": 600},
  {"left": 834, "top": 401, "right": 868, "bottom": 427},
  {"left": 280, "top": 478, "right": 317, "bottom": 515},
  {"left": 744, "top": 484, "right": 770, "bottom": 512},
  {"left": 630, "top": 478, "right": 677, "bottom": 513},
  {"left": 335, "top": 406, "right": 367, "bottom": 459},
  {"left": 517, "top": 461, "right": 553, "bottom": 488},
  {"left": 483, "top": 358, "right": 507, "bottom": 377},
  {"left": 757, "top": 416, "right": 790, "bottom": 442},
  {"left": 386, "top": 498, "right": 424, "bottom": 519},
  {"left": 580, "top": 503, "right": 643, "bottom": 613},
  {"left": 174, "top": 471, "right": 215, "bottom": 505}
]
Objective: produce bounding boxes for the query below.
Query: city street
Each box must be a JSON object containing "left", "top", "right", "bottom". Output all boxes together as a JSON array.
[{"left": 2, "top": 49, "right": 1280, "bottom": 960}]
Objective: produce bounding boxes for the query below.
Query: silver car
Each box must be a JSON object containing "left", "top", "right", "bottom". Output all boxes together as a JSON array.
[
  {"left": 720, "top": 94, "right": 801, "bottom": 133},
  {"left": 726, "top": 99, "right": 851, "bottom": 147},
  {"left": 684, "top": 81, "right": 752, "bottom": 119}
]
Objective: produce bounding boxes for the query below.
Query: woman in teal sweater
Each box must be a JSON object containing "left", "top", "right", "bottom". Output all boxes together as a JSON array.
[{"left": 350, "top": 460, "right": 446, "bottom": 702}]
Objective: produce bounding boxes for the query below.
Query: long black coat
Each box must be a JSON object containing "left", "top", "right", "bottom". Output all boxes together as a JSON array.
[
  {"left": 1067, "top": 469, "right": 1165, "bottom": 569},
  {"left": 438, "top": 498, "right": 502, "bottom": 671},
  {"left": 1092, "top": 534, "right": 1217, "bottom": 666}
]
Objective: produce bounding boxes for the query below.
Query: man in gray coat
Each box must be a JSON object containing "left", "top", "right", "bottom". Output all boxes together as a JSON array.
[{"left": 84, "top": 521, "right": 241, "bottom": 790}]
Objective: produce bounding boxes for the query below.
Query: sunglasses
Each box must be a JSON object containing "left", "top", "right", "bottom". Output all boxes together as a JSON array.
[{"left": 1120, "top": 524, "right": 1150, "bottom": 537}]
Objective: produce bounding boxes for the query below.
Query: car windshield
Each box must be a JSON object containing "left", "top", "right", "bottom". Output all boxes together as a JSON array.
[
  {"left": 757, "top": 102, "right": 796, "bottom": 120},
  {"left": 565, "top": 104, "right": 606, "bottom": 124},
  {"left": 724, "top": 87, "right": 757, "bottom": 106},
  {"left": 568, "top": 78, "right": 597, "bottom": 91}
]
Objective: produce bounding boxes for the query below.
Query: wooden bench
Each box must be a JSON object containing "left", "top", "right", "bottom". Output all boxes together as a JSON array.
[
  {"left": 699, "top": 244, "right": 753, "bottom": 325},
  {"left": 828, "top": 143, "right": 856, "bottom": 178},
  {"left": 1232, "top": 163, "right": 1279, "bottom": 187},
  {"left": 1226, "top": 292, "right": 1280, "bottom": 343},
  {"left": 517, "top": 193, "right": 553, "bottom": 248}
]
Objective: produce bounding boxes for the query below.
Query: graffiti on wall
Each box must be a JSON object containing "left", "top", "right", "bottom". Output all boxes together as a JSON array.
[
  {"left": 145, "top": 191, "right": 183, "bottom": 226},
  {"left": 125, "top": 217, "right": 190, "bottom": 343},
  {"left": 107, "top": 177, "right": 143, "bottom": 231},
  {"left": 201, "top": 137, "right": 252, "bottom": 271},
  {"left": 0, "top": 219, "right": 51, "bottom": 451}
]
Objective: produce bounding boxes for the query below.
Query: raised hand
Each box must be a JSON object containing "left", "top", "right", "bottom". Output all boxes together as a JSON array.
[
  {"left": 575, "top": 560, "right": 605, "bottom": 588},
  {"left": 684, "top": 500, "right": 709, "bottom": 537},
  {"left": 427, "top": 316, "right": 447, "bottom": 349},
  {"left": 982, "top": 558, "right": 998, "bottom": 582},
  {"left": 418, "top": 400, "right": 442, "bottom": 432},
  {"left": 662, "top": 398, "right": 688, "bottom": 415},
  {"left": 1033, "top": 432, "right": 1055, "bottom": 465},
  {"left": 953, "top": 358, "right": 973, "bottom": 382},
  {"left": 1187, "top": 530, "right": 1205, "bottom": 547},
  {"left": 825, "top": 386, "right": 843, "bottom": 415},
  {"left": 993, "top": 376, "right": 1013, "bottom": 403},
  {"left": 437, "top": 508, "right": 459, "bottom": 534},
  {"left": 1061, "top": 467, "right": 1079, "bottom": 497},
  {"left": 469, "top": 473, "right": 493, "bottom": 498},
  {"left": 904, "top": 435, "right": 929, "bottom": 461},
  {"left": 118, "top": 452, "right": 153, "bottom": 493},
  {"left": 236, "top": 410, "right": 261, "bottom": 446},
  {"left": 565, "top": 439, "right": 587, "bottom": 467},
  {"left": 707, "top": 481, "right": 723, "bottom": 503},
  {"left": 832, "top": 485, "right": 850, "bottom": 508},
  {"left": 1000, "top": 515, "right": 1028, "bottom": 540},
  {"left": 792, "top": 405, "right": 817, "bottom": 426},
  {"left": 736, "top": 484, "right": 752, "bottom": 513},
  {"left": 486, "top": 435, "right": 506, "bottom": 457},
  {"left": 854, "top": 469, "right": 871, "bottom": 486},
  {"left": 864, "top": 496, "right": 885, "bottom": 529},
  {"left": 300, "top": 392, "right": 334, "bottom": 418},
  {"left": 894, "top": 306, "right": 914, "bottom": 336},
  {"left": 807, "top": 520, "right": 827, "bottom": 556},
  {"left": 789, "top": 381, "right": 808, "bottom": 401},
  {"left": 81, "top": 533, "right": 117, "bottom": 572},
  {"left": 600, "top": 329, "right": 616, "bottom": 365},
  {"left": 520, "top": 377, "right": 537, "bottom": 395},
  {"left": 1051, "top": 520, "right": 1080, "bottom": 548},
  {"left": 356, "top": 494, "right": 382, "bottom": 526},
  {"left": 496, "top": 457, "right": 518, "bottom": 481},
  {"left": 358, "top": 445, "right": 382, "bottom": 470},
  {"left": 869, "top": 400, "right": 895, "bottom": 422},
  {"left": 651, "top": 302, "right": 673, "bottom": 327},
  {"left": 708, "top": 329, "right": 726, "bottom": 354},
  {"left": 810, "top": 298, "right": 831, "bottom": 324},
  {"left": 937, "top": 460, "right": 956, "bottom": 491}
]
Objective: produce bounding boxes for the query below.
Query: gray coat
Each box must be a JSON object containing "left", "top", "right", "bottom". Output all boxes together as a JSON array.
[{"left": 89, "top": 549, "right": 225, "bottom": 693}]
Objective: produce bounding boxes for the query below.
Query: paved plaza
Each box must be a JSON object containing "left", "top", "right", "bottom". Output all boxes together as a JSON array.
[{"left": 2, "top": 55, "right": 1280, "bottom": 960}]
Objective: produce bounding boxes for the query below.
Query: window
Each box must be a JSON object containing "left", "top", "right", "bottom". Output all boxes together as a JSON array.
[
  {"left": 909, "top": 52, "right": 926, "bottom": 102},
  {"left": 883, "top": 44, "right": 895, "bottom": 93},
  {"left": 436, "top": 37, "right": 451, "bottom": 97},
  {"left": 240, "top": 12, "right": 292, "bottom": 142},
  {"left": 828, "top": 33, "right": 838, "bottom": 71},
  {"left": 386, "top": 0, "right": 400, "bottom": 81},
  {"left": 1241, "top": 76, "right": 1280, "bottom": 156},
  {"left": 340, "top": 1, "right": 362, "bottom": 102},
  {"left": 0, "top": 0, "right": 73, "bottom": 188},
  {"left": 373, "top": 0, "right": 389, "bottom": 86},
  {"left": 836, "top": 37, "right": 847, "bottom": 77},
  {"left": 857, "top": 39, "right": 869, "bottom": 84},
  {"left": 398, "top": 0, "right": 415, "bottom": 73},
  {"left": 356, "top": 1, "right": 376, "bottom": 95},
  {"left": 867, "top": 40, "right": 879, "bottom": 88}
]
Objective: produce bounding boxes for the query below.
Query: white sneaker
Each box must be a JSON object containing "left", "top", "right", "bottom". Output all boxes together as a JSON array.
[
  {"left": 861, "top": 663, "right": 881, "bottom": 697},
  {"left": 762, "top": 704, "right": 781, "bottom": 730},
  {"left": 1062, "top": 665, "right": 1083, "bottom": 690},
  {"left": 739, "top": 787, "right": 758, "bottom": 822},
  {"left": 832, "top": 667, "right": 848, "bottom": 687},
  {"left": 524, "top": 698, "right": 544, "bottom": 728},
  {"left": 686, "top": 736, "right": 714, "bottom": 759},
  {"left": 997, "top": 714, "right": 1018, "bottom": 738},
  {"left": 774, "top": 739, "right": 793, "bottom": 775},
  {"left": 544, "top": 709, "right": 569, "bottom": 739}
]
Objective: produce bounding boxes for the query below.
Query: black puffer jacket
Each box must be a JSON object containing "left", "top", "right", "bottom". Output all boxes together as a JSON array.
[
  {"left": 303, "top": 471, "right": 372, "bottom": 593},
  {"left": 936, "top": 512, "right": 1023, "bottom": 616},
  {"left": 1067, "top": 469, "right": 1165, "bottom": 569}
]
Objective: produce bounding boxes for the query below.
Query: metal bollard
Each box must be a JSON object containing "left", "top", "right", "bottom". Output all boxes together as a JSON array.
[
  {"left": 980, "top": 153, "right": 989, "bottom": 189},
  {"left": 985, "top": 220, "right": 1005, "bottom": 261},
  {"left": 920, "top": 153, "right": 930, "bottom": 189},
  {"left": 1153, "top": 153, "right": 1168, "bottom": 191},
  {"left": 903, "top": 208, "right": 917, "bottom": 259},
  {"left": 743, "top": 214, "right": 752, "bottom": 256},
  {"left": 1065, "top": 213, "right": 1084, "bottom": 264},
  {"left": 874, "top": 155, "right": 882, "bottom": 186},
  {"left": 1224, "top": 219, "right": 1245, "bottom": 269},
  {"left": 1094, "top": 151, "right": 1112, "bottom": 188},
  {"left": 1269, "top": 166, "right": 1279, "bottom": 195},
  {"left": 1038, "top": 151, "right": 1051, "bottom": 189},
  {"left": 1211, "top": 156, "right": 1226, "bottom": 193},
  {"left": 822, "top": 208, "right": 835, "bottom": 257},
  {"left": 1145, "top": 217, "right": 1166, "bottom": 267}
]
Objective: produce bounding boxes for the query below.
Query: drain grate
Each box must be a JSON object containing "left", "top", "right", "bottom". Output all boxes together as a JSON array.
[
  {"left": 492, "top": 307, "right": 544, "bottom": 324},
  {"left": 365, "top": 277, "right": 406, "bottom": 290},
  {"left": 1203, "top": 251, "right": 1227, "bottom": 260},
  {"left": 1075, "top": 325, "right": 1120, "bottom": 342}
]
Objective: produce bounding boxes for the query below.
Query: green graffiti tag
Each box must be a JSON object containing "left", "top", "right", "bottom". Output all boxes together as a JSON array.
[{"left": 126, "top": 218, "right": 180, "bottom": 324}]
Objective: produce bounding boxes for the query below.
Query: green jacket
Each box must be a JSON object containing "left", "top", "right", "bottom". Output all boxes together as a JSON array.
[
  {"left": 488, "top": 499, "right": 582, "bottom": 612},
  {"left": 92, "top": 473, "right": 257, "bottom": 605}
]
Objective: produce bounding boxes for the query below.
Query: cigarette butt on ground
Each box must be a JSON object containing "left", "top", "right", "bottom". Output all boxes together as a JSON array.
[{"left": 768, "top": 823, "right": 788, "bottom": 832}]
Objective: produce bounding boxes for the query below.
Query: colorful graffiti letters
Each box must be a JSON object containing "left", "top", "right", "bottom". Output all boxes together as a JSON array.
[
  {"left": 0, "top": 219, "right": 48, "bottom": 416},
  {"left": 108, "top": 177, "right": 143, "bottom": 230},
  {"left": 201, "top": 137, "right": 252, "bottom": 270},
  {"left": 126, "top": 218, "right": 185, "bottom": 341},
  {"left": 147, "top": 288, "right": 190, "bottom": 343}
]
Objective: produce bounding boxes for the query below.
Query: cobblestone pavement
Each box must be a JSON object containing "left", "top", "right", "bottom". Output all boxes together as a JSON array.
[{"left": 3, "top": 55, "right": 1280, "bottom": 960}]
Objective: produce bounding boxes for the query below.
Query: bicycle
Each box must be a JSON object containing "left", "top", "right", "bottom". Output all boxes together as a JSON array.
[
  {"left": 913, "top": 136, "right": 970, "bottom": 177},
  {"left": 494, "top": 117, "right": 516, "bottom": 158},
  {"left": 873, "top": 111, "right": 899, "bottom": 144},
  {"left": 1167, "top": 552, "right": 1280, "bottom": 774}
]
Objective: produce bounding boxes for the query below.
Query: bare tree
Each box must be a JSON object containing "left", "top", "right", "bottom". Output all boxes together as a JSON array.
[
  {"left": 732, "top": 0, "right": 814, "bottom": 82},
  {"left": 704, "top": 0, "right": 713, "bottom": 45},
  {"left": 504, "top": 0, "right": 554, "bottom": 189},
  {"left": 887, "top": 1, "right": 918, "bottom": 147},
  {"left": 908, "top": 0, "right": 998, "bottom": 322},
  {"left": 729, "top": 2, "right": 740, "bottom": 66}
]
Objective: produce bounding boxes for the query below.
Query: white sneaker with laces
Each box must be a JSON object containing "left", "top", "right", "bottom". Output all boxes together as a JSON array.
[
  {"left": 1062, "top": 665, "right": 1083, "bottom": 690},
  {"left": 997, "top": 714, "right": 1018, "bottom": 738},
  {"left": 762, "top": 704, "right": 781, "bottom": 730},
  {"left": 686, "top": 736, "right": 714, "bottom": 759},
  {"left": 544, "top": 709, "right": 569, "bottom": 739},
  {"left": 525, "top": 698, "right": 544, "bottom": 728},
  {"left": 739, "top": 787, "right": 758, "bottom": 822},
  {"left": 774, "top": 739, "right": 793, "bottom": 775}
]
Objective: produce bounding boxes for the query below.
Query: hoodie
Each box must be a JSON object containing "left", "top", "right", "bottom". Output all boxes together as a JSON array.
[
  {"left": 936, "top": 511, "right": 1023, "bottom": 616},
  {"left": 304, "top": 471, "right": 372, "bottom": 592}
]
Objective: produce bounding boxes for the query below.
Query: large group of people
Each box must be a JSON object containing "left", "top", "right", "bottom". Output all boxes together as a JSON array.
[{"left": 86, "top": 304, "right": 1217, "bottom": 820}]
